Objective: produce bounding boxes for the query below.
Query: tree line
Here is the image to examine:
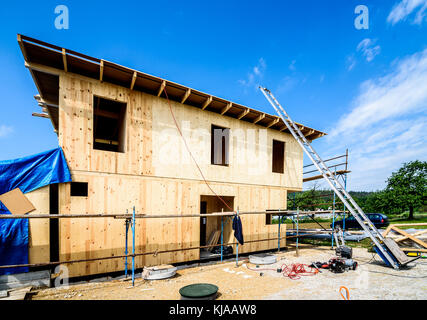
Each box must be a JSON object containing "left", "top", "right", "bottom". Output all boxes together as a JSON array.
[{"left": 288, "top": 160, "right": 426, "bottom": 219}]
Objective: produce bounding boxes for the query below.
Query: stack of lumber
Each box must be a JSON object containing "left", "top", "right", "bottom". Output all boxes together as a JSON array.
[
  {"left": 0, "top": 286, "right": 32, "bottom": 300},
  {"left": 205, "top": 230, "right": 221, "bottom": 252},
  {"left": 382, "top": 223, "right": 427, "bottom": 253}
]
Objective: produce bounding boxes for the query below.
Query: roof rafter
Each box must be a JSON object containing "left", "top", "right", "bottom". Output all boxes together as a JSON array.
[
  {"left": 130, "top": 72, "right": 137, "bottom": 90},
  {"left": 221, "top": 102, "right": 232, "bottom": 115},
  {"left": 237, "top": 108, "right": 250, "bottom": 120},
  {"left": 181, "top": 88, "right": 191, "bottom": 104},
  {"left": 253, "top": 113, "right": 265, "bottom": 124},
  {"left": 62, "top": 48, "right": 67, "bottom": 72},
  {"left": 266, "top": 117, "right": 279, "bottom": 128},
  {"left": 201, "top": 96, "right": 212, "bottom": 110},
  {"left": 157, "top": 80, "right": 166, "bottom": 96},
  {"left": 99, "top": 60, "right": 104, "bottom": 82}
]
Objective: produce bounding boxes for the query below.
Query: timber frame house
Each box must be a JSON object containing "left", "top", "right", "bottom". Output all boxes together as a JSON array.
[{"left": 17, "top": 34, "right": 326, "bottom": 277}]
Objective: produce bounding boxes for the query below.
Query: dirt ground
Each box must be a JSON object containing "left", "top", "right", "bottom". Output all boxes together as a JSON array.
[{"left": 31, "top": 246, "right": 427, "bottom": 300}]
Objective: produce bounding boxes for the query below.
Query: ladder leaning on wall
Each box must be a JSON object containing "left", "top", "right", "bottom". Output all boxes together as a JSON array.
[{"left": 259, "top": 86, "right": 413, "bottom": 269}]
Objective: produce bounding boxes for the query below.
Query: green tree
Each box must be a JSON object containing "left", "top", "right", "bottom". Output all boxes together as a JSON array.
[{"left": 385, "top": 160, "right": 427, "bottom": 219}]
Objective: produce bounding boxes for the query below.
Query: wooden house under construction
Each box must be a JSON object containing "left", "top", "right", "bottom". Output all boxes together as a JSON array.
[{"left": 17, "top": 34, "right": 326, "bottom": 278}]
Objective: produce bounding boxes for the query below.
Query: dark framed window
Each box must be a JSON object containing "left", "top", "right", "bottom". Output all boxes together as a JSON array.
[
  {"left": 93, "top": 96, "right": 126, "bottom": 152},
  {"left": 272, "top": 140, "right": 285, "bottom": 173},
  {"left": 211, "top": 124, "right": 230, "bottom": 166},
  {"left": 70, "top": 182, "right": 88, "bottom": 197}
]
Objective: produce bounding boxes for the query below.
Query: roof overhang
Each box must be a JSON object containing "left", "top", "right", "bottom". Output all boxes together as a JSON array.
[{"left": 18, "top": 34, "right": 326, "bottom": 140}]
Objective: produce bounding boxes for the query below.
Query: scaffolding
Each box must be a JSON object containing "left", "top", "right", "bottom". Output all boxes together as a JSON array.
[
  {"left": 0, "top": 208, "right": 345, "bottom": 286},
  {"left": 289, "top": 150, "right": 351, "bottom": 248}
]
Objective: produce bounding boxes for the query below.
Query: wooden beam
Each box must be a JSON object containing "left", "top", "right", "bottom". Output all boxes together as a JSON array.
[
  {"left": 253, "top": 113, "right": 265, "bottom": 124},
  {"left": 25, "top": 61, "right": 61, "bottom": 76},
  {"left": 157, "top": 80, "right": 166, "bottom": 97},
  {"left": 390, "top": 226, "right": 427, "bottom": 249},
  {"left": 266, "top": 117, "right": 279, "bottom": 128},
  {"left": 17, "top": 34, "right": 28, "bottom": 62},
  {"left": 401, "top": 248, "right": 427, "bottom": 253},
  {"left": 62, "top": 48, "right": 67, "bottom": 72},
  {"left": 181, "top": 88, "right": 191, "bottom": 104},
  {"left": 99, "top": 60, "right": 104, "bottom": 82},
  {"left": 237, "top": 108, "right": 250, "bottom": 120},
  {"left": 201, "top": 96, "right": 212, "bottom": 110},
  {"left": 32, "top": 112, "right": 49, "bottom": 118},
  {"left": 220, "top": 102, "right": 232, "bottom": 115},
  {"left": 279, "top": 125, "right": 288, "bottom": 132},
  {"left": 34, "top": 95, "right": 58, "bottom": 108},
  {"left": 308, "top": 132, "right": 325, "bottom": 140},
  {"left": 130, "top": 72, "right": 137, "bottom": 90},
  {"left": 395, "top": 229, "right": 427, "bottom": 243},
  {"left": 304, "top": 129, "right": 315, "bottom": 137},
  {"left": 303, "top": 170, "right": 351, "bottom": 183}
]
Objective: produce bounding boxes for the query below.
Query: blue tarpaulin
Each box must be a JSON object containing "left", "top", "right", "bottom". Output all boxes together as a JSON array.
[{"left": 0, "top": 147, "right": 71, "bottom": 275}]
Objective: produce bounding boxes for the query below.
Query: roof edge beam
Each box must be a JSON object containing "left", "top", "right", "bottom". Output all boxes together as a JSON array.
[
  {"left": 99, "top": 60, "right": 104, "bottom": 82},
  {"left": 253, "top": 113, "right": 265, "bottom": 124},
  {"left": 181, "top": 88, "right": 191, "bottom": 104},
  {"left": 266, "top": 117, "right": 279, "bottom": 128},
  {"left": 62, "top": 48, "right": 67, "bottom": 72},
  {"left": 157, "top": 80, "right": 166, "bottom": 96},
  {"left": 130, "top": 72, "right": 137, "bottom": 90},
  {"left": 201, "top": 96, "right": 212, "bottom": 110},
  {"left": 17, "top": 34, "right": 28, "bottom": 62},
  {"left": 220, "top": 102, "right": 232, "bottom": 115},
  {"left": 237, "top": 108, "right": 250, "bottom": 120}
]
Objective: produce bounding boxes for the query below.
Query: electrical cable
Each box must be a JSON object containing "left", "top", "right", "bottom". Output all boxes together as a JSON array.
[
  {"left": 163, "top": 88, "right": 234, "bottom": 213},
  {"left": 246, "top": 262, "right": 318, "bottom": 280}
]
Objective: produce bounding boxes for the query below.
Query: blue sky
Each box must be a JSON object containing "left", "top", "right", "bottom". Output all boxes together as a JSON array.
[{"left": 0, "top": 0, "right": 426, "bottom": 191}]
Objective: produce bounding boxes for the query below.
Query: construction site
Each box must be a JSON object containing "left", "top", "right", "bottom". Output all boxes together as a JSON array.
[{"left": 0, "top": 33, "right": 426, "bottom": 302}]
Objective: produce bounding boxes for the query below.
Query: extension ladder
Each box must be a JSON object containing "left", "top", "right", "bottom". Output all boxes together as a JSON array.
[{"left": 260, "top": 87, "right": 410, "bottom": 269}]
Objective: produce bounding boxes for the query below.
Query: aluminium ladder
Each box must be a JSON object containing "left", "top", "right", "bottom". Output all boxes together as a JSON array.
[{"left": 260, "top": 86, "right": 410, "bottom": 269}]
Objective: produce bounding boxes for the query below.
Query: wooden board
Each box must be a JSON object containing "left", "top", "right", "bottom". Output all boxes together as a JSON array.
[
  {"left": 0, "top": 188, "right": 35, "bottom": 215},
  {"left": 0, "top": 286, "right": 32, "bottom": 300},
  {"left": 383, "top": 238, "right": 411, "bottom": 265}
]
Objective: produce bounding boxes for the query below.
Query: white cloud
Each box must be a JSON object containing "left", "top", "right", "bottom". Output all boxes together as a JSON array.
[
  {"left": 238, "top": 58, "right": 266, "bottom": 90},
  {"left": 357, "top": 38, "right": 381, "bottom": 62},
  {"left": 0, "top": 125, "right": 13, "bottom": 138},
  {"left": 387, "top": 0, "right": 427, "bottom": 25},
  {"left": 346, "top": 55, "right": 357, "bottom": 71},
  {"left": 324, "top": 49, "right": 427, "bottom": 190},
  {"left": 289, "top": 60, "right": 296, "bottom": 71},
  {"left": 276, "top": 76, "right": 299, "bottom": 94}
]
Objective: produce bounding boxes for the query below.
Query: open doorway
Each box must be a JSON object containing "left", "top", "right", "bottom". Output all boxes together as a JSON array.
[{"left": 200, "top": 195, "right": 234, "bottom": 259}]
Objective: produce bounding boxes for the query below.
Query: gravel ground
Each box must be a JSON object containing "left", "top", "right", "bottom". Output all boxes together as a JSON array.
[
  {"left": 31, "top": 246, "right": 427, "bottom": 300},
  {"left": 264, "top": 247, "right": 427, "bottom": 300}
]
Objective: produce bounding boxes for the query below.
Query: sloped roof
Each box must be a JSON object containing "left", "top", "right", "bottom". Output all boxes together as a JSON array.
[{"left": 18, "top": 34, "right": 326, "bottom": 140}]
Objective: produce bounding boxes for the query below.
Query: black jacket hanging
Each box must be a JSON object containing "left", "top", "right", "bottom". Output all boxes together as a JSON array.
[{"left": 232, "top": 215, "right": 244, "bottom": 245}]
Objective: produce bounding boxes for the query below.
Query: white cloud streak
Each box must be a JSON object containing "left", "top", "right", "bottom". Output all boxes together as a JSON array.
[
  {"left": 324, "top": 49, "right": 427, "bottom": 190},
  {"left": 357, "top": 38, "right": 381, "bottom": 62},
  {"left": 238, "top": 58, "right": 266, "bottom": 90},
  {"left": 0, "top": 125, "right": 13, "bottom": 138},
  {"left": 387, "top": 0, "right": 427, "bottom": 25}
]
